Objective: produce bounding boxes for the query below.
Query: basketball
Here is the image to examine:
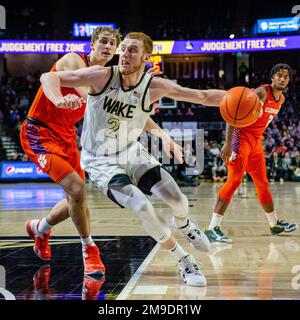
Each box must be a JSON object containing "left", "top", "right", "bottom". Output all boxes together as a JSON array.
[{"left": 219, "top": 86, "right": 261, "bottom": 128}]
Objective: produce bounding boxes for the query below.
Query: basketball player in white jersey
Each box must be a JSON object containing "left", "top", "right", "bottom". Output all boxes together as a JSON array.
[
  {"left": 41, "top": 32, "right": 226, "bottom": 286},
  {"left": 24, "top": 27, "right": 182, "bottom": 272}
]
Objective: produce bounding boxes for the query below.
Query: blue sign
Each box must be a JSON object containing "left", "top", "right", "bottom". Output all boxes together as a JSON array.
[
  {"left": 0, "top": 185, "right": 64, "bottom": 210},
  {"left": 73, "top": 22, "right": 116, "bottom": 38},
  {"left": 0, "top": 161, "right": 49, "bottom": 180},
  {"left": 257, "top": 17, "right": 300, "bottom": 34}
]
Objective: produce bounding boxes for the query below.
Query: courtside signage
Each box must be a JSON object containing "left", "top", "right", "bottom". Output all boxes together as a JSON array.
[{"left": 1, "top": 35, "right": 300, "bottom": 54}]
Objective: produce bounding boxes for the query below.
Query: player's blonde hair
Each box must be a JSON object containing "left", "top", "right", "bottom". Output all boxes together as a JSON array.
[
  {"left": 125, "top": 32, "right": 153, "bottom": 55},
  {"left": 91, "top": 26, "right": 122, "bottom": 47}
]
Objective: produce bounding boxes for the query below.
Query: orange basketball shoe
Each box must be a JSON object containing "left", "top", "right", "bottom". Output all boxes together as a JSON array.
[
  {"left": 26, "top": 220, "right": 52, "bottom": 261},
  {"left": 83, "top": 244, "right": 106, "bottom": 276},
  {"left": 33, "top": 265, "right": 51, "bottom": 291},
  {"left": 25, "top": 265, "right": 52, "bottom": 300},
  {"left": 82, "top": 275, "right": 106, "bottom": 300}
]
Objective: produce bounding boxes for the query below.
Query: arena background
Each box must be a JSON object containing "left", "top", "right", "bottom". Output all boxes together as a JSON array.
[{"left": 0, "top": 0, "right": 299, "bottom": 311}]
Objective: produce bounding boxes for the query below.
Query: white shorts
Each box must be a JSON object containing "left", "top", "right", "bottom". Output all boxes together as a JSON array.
[{"left": 81, "top": 141, "right": 161, "bottom": 194}]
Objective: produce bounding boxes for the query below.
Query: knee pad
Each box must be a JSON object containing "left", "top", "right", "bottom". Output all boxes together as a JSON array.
[
  {"left": 137, "top": 165, "right": 162, "bottom": 195},
  {"left": 107, "top": 174, "right": 133, "bottom": 208}
]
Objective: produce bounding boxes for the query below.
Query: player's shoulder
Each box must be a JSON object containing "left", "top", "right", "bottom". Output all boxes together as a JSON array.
[
  {"left": 56, "top": 52, "right": 86, "bottom": 71},
  {"left": 255, "top": 84, "right": 268, "bottom": 95},
  {"left": 254, "top": 84, "right": 268, "bottom": 102}
]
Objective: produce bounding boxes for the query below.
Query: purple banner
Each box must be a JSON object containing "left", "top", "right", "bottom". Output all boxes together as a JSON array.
[
  {"left": 172, "top": 35, "right": 300, "bottom": 53},
  {"left": 0, "top": 40, "right": 90, "bottom": 54},
  {"left": 1, "top": 35, "right": 300, "bottom": 54}
]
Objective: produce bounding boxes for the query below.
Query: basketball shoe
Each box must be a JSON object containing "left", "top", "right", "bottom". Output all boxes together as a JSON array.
[
  {"left": 26, "top": 220, "right": 52, "bottom": 261},
  {"left": 82, "top": 275, "right": 106, "bottom": 300},
  {"left": 83, "top": 244, "right": 106, "bottom": 276},
  {"left": 269, "top": 220, "right": 298, "bottom": 235},
  {"left": 33, "top": 265, "right": 51, "bottom": 291},
  {"left": 25, "top": 265, "right": 52, "bottom": 300},
  {"left": 171, "top": 217, "right": 210, "bottom": 252},
  {"left": 178, "top": 255, "right": 207, "bottom": 287},
  {"left": 204, "top": 226, "right": 232, "bottom": 244}
]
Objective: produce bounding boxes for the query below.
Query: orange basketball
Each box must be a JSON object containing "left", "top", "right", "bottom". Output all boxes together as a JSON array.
[{"left": 219, "top": 86, "right": 261, "bottom": 128}]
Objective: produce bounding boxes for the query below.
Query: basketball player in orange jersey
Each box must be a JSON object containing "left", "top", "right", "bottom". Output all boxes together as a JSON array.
[
  {"left": 205, "top": 64, "right": 298, "bottom": 243},
  {"left": 20, "top": 27, "right": 182, "bottom": 277}
]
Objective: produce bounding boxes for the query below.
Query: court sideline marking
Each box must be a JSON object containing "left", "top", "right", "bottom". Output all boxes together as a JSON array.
[{"left": 116, "top": 243, "right": 160, "bottom": 300}]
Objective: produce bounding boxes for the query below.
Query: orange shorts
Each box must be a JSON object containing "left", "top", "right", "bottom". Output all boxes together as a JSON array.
[{"left": 20, "top": 120, "right": 85, "bottom": 183}]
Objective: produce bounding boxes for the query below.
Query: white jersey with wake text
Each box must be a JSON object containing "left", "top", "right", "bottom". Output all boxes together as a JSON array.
[{"left": 80, "top": 65, "right": 153, "bottom": 156}]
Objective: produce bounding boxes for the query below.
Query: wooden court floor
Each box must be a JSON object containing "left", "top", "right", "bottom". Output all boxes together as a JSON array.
[{"left": 0, "top": 181, "right": 299, "bottom": 300}]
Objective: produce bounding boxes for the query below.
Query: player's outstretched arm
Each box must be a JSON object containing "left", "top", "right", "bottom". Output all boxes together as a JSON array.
[
  {"left": 149, "top": 77, "right": 226, "bottom": 107},
  {"left": 55, "top": 52, "right": 90, "bottom": 100},
  {"left": 40, "top": 66, "right": 109, "bottom": 109}
]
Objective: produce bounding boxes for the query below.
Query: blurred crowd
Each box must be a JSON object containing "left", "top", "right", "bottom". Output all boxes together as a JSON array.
[{"left": 2, "top": 3, "right": 299, "bottom": 41}]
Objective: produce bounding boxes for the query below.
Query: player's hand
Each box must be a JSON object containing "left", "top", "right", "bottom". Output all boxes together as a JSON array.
[
  {"left": 220, "top": 141, "right": 232, "bottom": 161},
  {"left": 55, "top": 94, "right": 85, "bottom": 110},
  {"left": 161, "top": 136, "right": 184, "bottom": 164},
  {"left": 146, "top": 67, "right": 163, "bottom": 77}
]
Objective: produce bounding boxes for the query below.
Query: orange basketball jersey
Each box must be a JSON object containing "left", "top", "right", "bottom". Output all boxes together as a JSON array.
[
  {"left": 27, "top": 53, "right": 88, "bottom": 143},
  {"left": 242, "top": 84, "right": 284, "bottom": 138}
]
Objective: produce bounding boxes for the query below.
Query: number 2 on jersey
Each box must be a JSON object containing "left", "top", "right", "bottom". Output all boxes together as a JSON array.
[
  {"left": 266, "top": 115, "right": 274, "bottom": 128},
  {"left": 105, "top": 117, "right": 120, "bottom": 138}
]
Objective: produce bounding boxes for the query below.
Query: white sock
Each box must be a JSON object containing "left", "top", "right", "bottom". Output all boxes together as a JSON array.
[
  {"left": 81, "top": 235, "right": 95, "bottom": 248},
  {"left": 174, "top": 216, "right": 189, "bottom": 229},
  {"left": 168, "top": 242, "right": 189, "bottom": 261},
  {"left": 265, "top": 211, "right": 278, "bottom": 226},
  {"left": 208, "top": 212, "right": 223, "bottom": 230},
  {"left": 37, "top": 218, "right": 52, "bottom": 234}
]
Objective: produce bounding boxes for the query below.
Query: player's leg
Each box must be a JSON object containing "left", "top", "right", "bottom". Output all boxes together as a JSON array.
[
  {"left": 59, "top": 151, "right": 105, "bottom": 276},
  {"left": 108, "top": 181, "right": 207, "bottom": 286},
  {"left": 83, "top": 145, "right": 206, "bottom": 286},
  {"left": 145, "top": 166, "right": 210, "bottom": 252},
  {"left": 39, "top": 146, "right": 87, "bottom": 229},
  {"left": 128, "top": 142, "right": 210, "bottom": 252},
  {"left": 21, "top": 124, "right": 104, "bottom": 274},
  {"left": 205, "top": 157, "right": 244, "bottom": 244},
  {"left": 206, "top": 138, "right": 253, "bottom": 244},
  {"left": 20, "top": 123, "right": 63, "bottom": 260},
  {"left": 247, "top": 151, "right": 298, "bottom": 235},
  {"left": 26, "top": 199, "right": 70, "bottom": 260}
]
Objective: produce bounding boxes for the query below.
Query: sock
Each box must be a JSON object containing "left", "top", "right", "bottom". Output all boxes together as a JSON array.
[
  {"left": 81, "top": 235, "right": 95, "bottom": 248},
  {"left": 265, "top": 211, "right": 278, "bottom": 226},
  {"left": 168, "top": 242, "right": 189, "bottom": 261},
  {"left": 37, "top": 218, "right": 53, "bottom": 234},
  {"left": 208, "top": 212, "right": 223, "bottom": 230},
  {"left": 174, "top": 216, "right": 189, "bottom": 229}
]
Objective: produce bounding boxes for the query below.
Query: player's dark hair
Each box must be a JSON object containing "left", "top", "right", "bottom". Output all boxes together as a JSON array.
[{"left": 269, "top": 63, "right": 292, "bottom": 81}]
